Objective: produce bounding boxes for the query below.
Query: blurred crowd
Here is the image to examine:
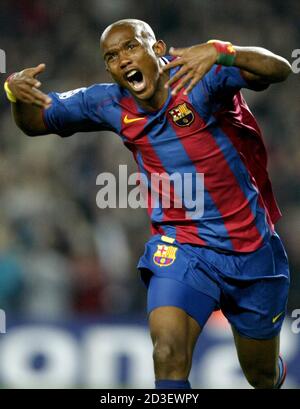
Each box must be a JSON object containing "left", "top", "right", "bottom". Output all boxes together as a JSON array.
[{"left": 0, "top": 0, "right": 299, "bottom": 319}]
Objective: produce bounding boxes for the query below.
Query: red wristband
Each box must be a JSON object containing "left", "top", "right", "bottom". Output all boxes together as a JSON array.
[{"left": 207, "top": 40, "right": 236, "bottom": 66}]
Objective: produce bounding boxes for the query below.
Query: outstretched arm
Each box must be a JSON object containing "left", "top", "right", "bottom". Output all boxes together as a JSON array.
[
  {"left": 5, "top": 64, "right": 52, "bottom": 136},
  {"left": 232, "top": 46, "right": 292, "bottom": 88},
  {"left": 161, "top": 42, "right": 292, "bottom": 95}
]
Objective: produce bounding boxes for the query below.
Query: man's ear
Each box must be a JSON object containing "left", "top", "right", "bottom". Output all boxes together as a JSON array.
[{"left": 153, "top": 40, "right": 167, "bottom": 57}]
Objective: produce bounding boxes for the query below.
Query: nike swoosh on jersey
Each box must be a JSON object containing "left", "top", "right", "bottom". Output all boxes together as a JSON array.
[
  {"left": 124, "top": 115, "right": 145, "bottom": 124},
  {"left": 272, "top": 312, "right": 284, "bottom": 324}
]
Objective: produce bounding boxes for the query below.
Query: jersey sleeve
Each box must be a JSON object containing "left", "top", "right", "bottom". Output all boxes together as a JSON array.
[
  {"left": 43, "top": 84, "right": 115, "bottom": 137},
  {"left": 202, "top": 65, "right": 250, "bottom": 99}
]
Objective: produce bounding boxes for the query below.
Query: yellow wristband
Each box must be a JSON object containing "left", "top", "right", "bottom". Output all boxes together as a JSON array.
[{"left": 4, "top": 80, "right": 17, "bottom": 103}]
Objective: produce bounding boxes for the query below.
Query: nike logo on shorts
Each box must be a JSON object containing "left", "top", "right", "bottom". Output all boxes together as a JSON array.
[{"left": 272, "top": 312, "right": 284, "bottom": 324}]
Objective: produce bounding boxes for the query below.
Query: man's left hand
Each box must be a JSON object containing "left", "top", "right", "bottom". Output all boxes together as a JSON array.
[{"left": 161, "top": 43, "right": 218, "bottom": 95}]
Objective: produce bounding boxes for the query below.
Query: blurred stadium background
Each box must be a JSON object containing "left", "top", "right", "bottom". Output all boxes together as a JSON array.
[{"left": 0, "top": 0, "right": 299, "bottom": 388}]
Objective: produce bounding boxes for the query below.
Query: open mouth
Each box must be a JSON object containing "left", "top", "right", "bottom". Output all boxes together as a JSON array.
[{"left": 125, "top": 69, "right": 146, "bottom": 92}]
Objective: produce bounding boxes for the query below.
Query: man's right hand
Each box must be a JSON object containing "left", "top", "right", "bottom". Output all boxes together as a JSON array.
[{"left": 8, "top": 63, "right": 52, "bottom": 109}]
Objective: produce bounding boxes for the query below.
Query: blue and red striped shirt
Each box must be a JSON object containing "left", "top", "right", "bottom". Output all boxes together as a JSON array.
[{"left": 44, "top": 61, "right": 281, "bottom": 252}]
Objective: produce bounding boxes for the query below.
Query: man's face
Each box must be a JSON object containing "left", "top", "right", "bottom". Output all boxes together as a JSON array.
[{"left": 101, "top": 24, "right": 164, "bottom": 101}]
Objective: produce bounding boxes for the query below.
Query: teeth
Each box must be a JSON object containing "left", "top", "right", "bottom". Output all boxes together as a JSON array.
[{"left": 126, "top": 70, "right": 138, "bottom": 79}]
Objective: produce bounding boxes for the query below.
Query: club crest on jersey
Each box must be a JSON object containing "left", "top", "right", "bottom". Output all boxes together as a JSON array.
[
  {"left": 153, "top": 244, "right": 178, "bottom": 267},
  {"left": 169, "top": 103, "right": 194, "bottom": 127}
]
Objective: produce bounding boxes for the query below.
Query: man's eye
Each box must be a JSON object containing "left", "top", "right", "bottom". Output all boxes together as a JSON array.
[
  {"left": 107, "top": 54, "right": 117, "bottom": 62},
  {"left": 127, "top": 43, "right": 136, "bottom": 50}
]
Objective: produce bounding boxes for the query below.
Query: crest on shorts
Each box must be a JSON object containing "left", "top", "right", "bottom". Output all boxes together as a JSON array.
[
  {"left": 168, "top": 103, "right": 194, "bottom": 127},
  {"left": 153, "top": 244, "right": 178, "bottom": 267}
]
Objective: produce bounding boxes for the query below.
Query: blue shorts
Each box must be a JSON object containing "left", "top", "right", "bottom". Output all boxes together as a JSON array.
[{"left": 137, "top": 233, "right": 290, "bottom": 339}]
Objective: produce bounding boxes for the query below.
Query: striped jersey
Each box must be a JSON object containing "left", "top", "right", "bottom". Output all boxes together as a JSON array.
[{"left": 43, "top": 61, "right": 281, "bottom": 252}]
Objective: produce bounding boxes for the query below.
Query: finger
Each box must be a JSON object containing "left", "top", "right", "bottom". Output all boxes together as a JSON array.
[
  {"left": 18, "top": 93, "right": 34, "bottom": 104},
  {"left": 24, "top": 87, "right": 52, "bottom": 105},
  {"left": 16, "top": 82, "right": 51, "bottom": 107},
  {"left": 25, "top": 78, "right": 42, "bottom": 88},
  {"left": 31, "top": 63, "right": 46, "bottom": 77},
  {"left": 32, "top": 88, "right": 52, "bottom": 105},
  {"left": 18, "top": 84, "right": 50, "bottom": 104},
  {"left": 171, "top": 72, "right": 194, "bottom": 95},
  {"left": 18, "top": 90, "right": 44, "bottom": 107},
  {"left": 18, "top": 89, "right": 42, "bottom": 104},
  {"left": 160, "top": 58, "right": 184, "bottom": 73},
  {"left": 24, "top": 63, "right": 46, "bottom": 79},
  {"left": 183, "top": 76, "right": 201, "bottom": 95},
  {"left": 169, "top": 47, "right": 186, "bottom": 57},
  {"left": 164, "top": 65, "right": 189, "bottom": 88},
  {"left": 22, "top": 91, "right": 51, "bottom": 108},
  {"left": 33, "top": 100, "right": 52, "bottom": 109}
]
